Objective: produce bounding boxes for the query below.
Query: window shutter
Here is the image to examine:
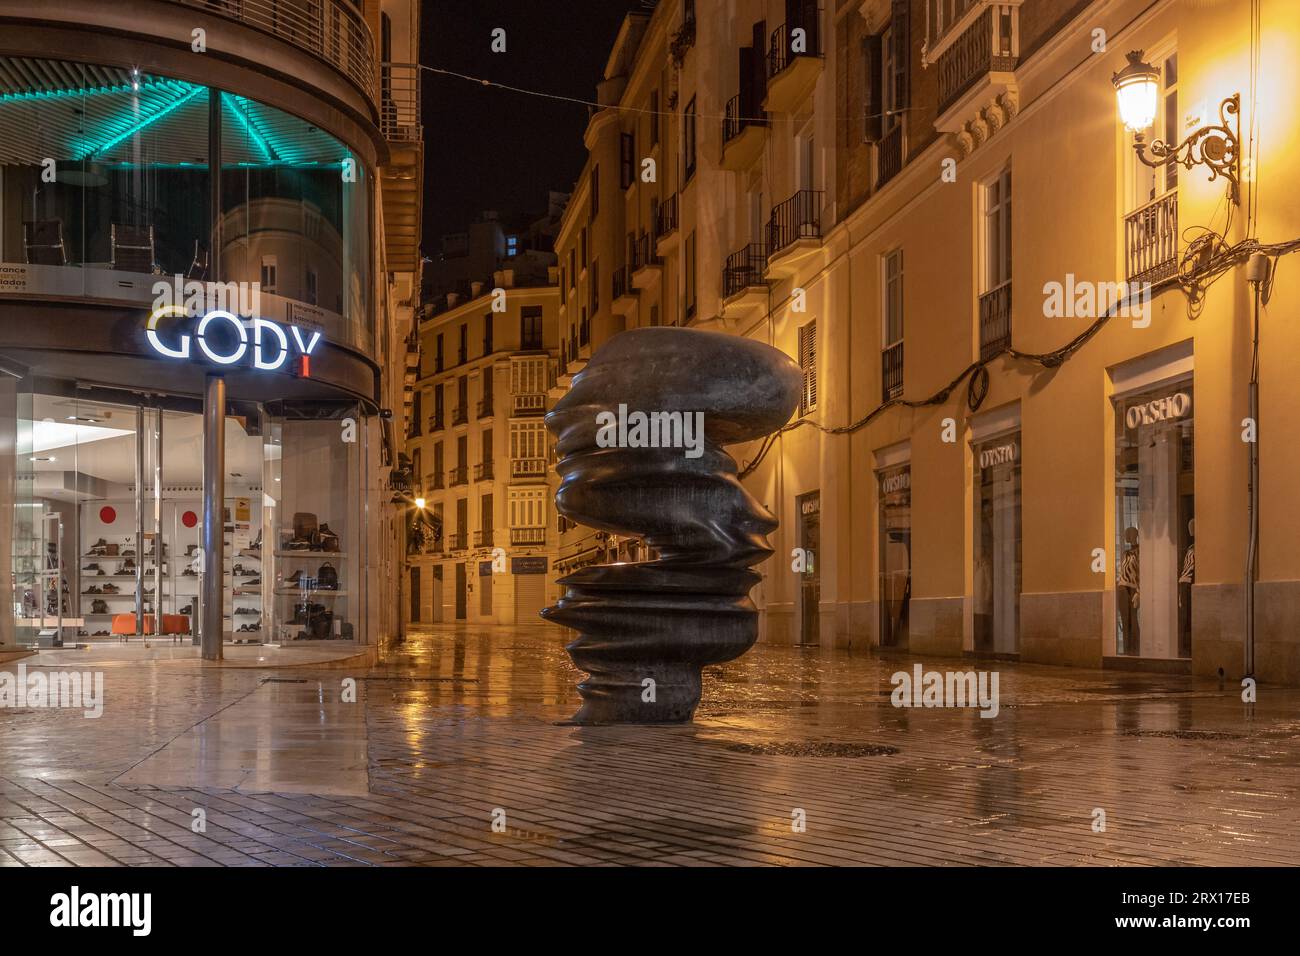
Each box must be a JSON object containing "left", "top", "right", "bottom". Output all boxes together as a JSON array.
[
  {"left": 752, "top": 20, "right": 767, "bottom": 117},
  {"left": 799, "top": 321, "right": 817, "bottom": 413},
  {"left": 863, "top": 34, "right": 883, "bottom": 143},
  {"left": 891, "top": 0, "right": 910, "bottom": 109},
  {"left": 738, "top": 46, "right": 754, "bottom": 119}
]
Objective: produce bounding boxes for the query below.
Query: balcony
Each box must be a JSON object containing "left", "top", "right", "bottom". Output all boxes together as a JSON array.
[
  {"left": 511, "top": 458, "right": 548, "bottom": 480},
  {"left": 474, "top": 530, "right": 495, "bottom": 548},
  {"left": 882, "top": 342, "right": 904, "bottom": 403},
  {"left": 764, "top": 7, "right": 823, "bottom": 113},
  {"left": 477, "top": 398, "right": 494, "bottom": 419},
  {"left": 452, "top": 405, "right": 469, "bottom": 426},
  {"left": 511, "top": 527, "right": 547, "bottom": 547},
  {"left": 721, "top": 94, "right": 766, "bottom": 170},
  {"left": 877, "top": 123, "right": 904, "bottom": 189},
  {"left": 448, "top": 532, "right": 467, "bottom": 551},
  {"left": 1125, "top": 191, "right": 1178, "bottom": 284},
  {"left": 429, "top": 472, "right": 445, "bottom": 491},
  {"left": 170, "top": 0, "right": 375, "bottom": 101},
  {"left": 655, "top": 193, "right": 679, "bottom": 251},
  {"left": 474, "top": 461, "right": 495, "bottom": 482},
  {"left": 766, "top": 189, "right": 823, "bottom": 277},
  {"left": 630, "top": 233, "right": 662, "bottom": 289},
  {"left": 380, "top": 61, "right": 423, "bottom": 272},
  {"left": 979, "top": 281, "right": 1012, "bottom": 362},
  {"left": 512, "top": 393, "right": 547, "bottom": 417},
  {"left": 932, "top": 2, "right": 1021, "bottom": 139},
  {"left": 448, "top": 465, "right": 468, "bottom": 487},
  {"left": 428, "top": 412, "right": 444, "bottom": 432},
  {"left": 612, "top": 265, "right": 639, "bottom": 316},
  {"left": 721, "top": 242, "right": 769, "bottom": 318}
]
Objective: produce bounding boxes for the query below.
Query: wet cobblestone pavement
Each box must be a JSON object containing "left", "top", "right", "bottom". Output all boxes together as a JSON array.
[{"left": 1, "top": 625, "right": 1298, "bottom": 866}]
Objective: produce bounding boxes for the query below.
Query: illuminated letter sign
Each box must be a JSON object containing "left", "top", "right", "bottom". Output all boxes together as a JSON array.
[{"left": 146, "top": 308, "right": 323, "bottom": 372}]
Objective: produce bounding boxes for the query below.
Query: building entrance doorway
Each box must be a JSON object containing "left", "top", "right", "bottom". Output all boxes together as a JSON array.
[{"left": 797, "top": 491, "right": 820, "bottom": 645}]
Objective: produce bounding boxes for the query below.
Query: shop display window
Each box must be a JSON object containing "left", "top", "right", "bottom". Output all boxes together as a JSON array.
[
  {"left": 972, "top": 433, "right": 1021, "bottom": 654},
  {"left": 878, "top": 463, "right": 911, "bottom": 648}
]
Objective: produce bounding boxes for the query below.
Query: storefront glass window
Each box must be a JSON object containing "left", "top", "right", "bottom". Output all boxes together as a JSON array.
[
  {"left": 973, "top": 433, "right": 1021, "bottom": 654},
  {"left": 878, "top": 463, "right": 911, "bottom": 648},
  {"left": 0, "top": 56, "right": 373, "bottom": 355},
  {"left": 1114, "top": 381, "right": 1194, "bottom": 658}
]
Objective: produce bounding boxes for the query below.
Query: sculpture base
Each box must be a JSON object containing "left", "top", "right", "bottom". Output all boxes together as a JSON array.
[{"left": 541, "top": 564, "right": 759, "bottom": 725}]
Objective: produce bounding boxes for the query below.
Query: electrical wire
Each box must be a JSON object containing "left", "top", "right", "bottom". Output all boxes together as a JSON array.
[{"left": 738, "top": 232, "right": 1300, "bottom": 479}]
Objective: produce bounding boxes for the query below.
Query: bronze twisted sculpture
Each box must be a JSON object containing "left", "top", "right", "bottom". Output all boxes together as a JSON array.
[{"left": 542, "top": 327, "right": 801, "bottom": 723}]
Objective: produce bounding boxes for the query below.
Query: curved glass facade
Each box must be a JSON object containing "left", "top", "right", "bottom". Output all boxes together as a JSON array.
[{"left": 0, "top": 56, "right": 373, "bottom": 354}]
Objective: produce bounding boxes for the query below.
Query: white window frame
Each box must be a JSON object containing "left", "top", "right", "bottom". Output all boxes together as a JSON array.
[
  {"left": 980, "top": 165, "right": 1012, "bottom": 295},
  {"left": 882, "top": 249, "right": 904, "bottom": 352}
]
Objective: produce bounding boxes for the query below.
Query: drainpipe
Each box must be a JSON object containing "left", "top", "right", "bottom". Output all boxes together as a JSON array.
[{"left": 1244, "top": 252, "right": 1269, "bottom": 679}]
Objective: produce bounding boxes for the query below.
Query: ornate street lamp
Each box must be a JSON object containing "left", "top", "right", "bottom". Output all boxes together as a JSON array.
[{"left": 1112, "top": 50, "right": 1241, "bottom": 204}]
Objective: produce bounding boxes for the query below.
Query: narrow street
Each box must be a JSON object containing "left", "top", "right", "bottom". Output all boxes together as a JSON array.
[{"left": 2, "top": 627, "right": 1295, "bottom": 866}]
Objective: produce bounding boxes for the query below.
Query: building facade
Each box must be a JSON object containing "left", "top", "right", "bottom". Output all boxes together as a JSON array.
[
  {"left": 562, "top": 0, "right": 1300, "bottom": 684},
  {"left": 404, "top": 273, "right": 561, "bottom": 625},
  {"left": 0, "top": 0, "right": 423, "bottom": 654}
]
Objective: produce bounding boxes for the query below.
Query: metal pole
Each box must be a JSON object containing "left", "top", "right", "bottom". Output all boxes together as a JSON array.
[
  {"left": 202, "top": 374, "right": 225, "bottom": 660},
  {"left": 154, "top": 406, "right": 164, "bottom": 639},
  {"left": 135, "top": 403, "right": 144, "bottom": 636}
]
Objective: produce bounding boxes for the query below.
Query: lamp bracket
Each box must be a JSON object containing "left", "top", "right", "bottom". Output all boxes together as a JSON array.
[{"left": 1133, "top": 93, "right": 1241, "bottom": 204}]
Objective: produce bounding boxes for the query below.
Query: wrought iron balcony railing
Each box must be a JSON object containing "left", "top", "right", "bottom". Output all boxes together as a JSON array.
[
  {"left": 656, "top": 193, "right": 679, "bottom": 239},
  {"left": 452, "top": 405, "right": 469, "bottom": 426},
  {"left": 978, "top": 280, "right": 1012, "bottom": 362},
  {"left": 767, "top": 6, "right": 821, "bottom": 81},
  {"left": 1125, "top": 191, "right": 1178, "bottom": 284},
  {"left": 477, "top": 398, "right": 494, "bottom": 419},
  {"left": 630, "top": 232, "right": 661, "bottom": 272},
  {"left": 171, "top": 0, "right": 375, "bottom": 102},
  {"left": 768, "top": 189, "right": 823, "bottom": 255},
  {"left": 877, "top": 123, "right": 904, "bottom": 187},
  {"left": 723, "top": 242, "right": 768, "bottom": 297},
  {"left": 882, "top": 341, "right": 904, "bottom": 402},
  {"left": 448, "top": 532, "right": 466, "bottom": 551},
  {"left": 474, "top": 529, "right": 494, "bottom": 548},
  {"left": 612, "top": 265, "right": 633, "bottom": 300},
  {"left": 448, "top": 465, "right": 468, "bottom": 487},
  {"left": 937, "top": 3, "right": 1019, "bottom": 115},
  {"left": 474, "top": 461, "right": 494, "bottom": 481}
]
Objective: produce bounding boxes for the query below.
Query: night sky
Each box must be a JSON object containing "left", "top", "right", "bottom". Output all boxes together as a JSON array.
[{"left": 419, "top": 1, "right": 639, "bottom": 250}]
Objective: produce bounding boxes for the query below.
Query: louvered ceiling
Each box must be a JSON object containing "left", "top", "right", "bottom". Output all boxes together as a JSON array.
[{"left": 0, "top": 56, "right": 351, "bottom": 168}]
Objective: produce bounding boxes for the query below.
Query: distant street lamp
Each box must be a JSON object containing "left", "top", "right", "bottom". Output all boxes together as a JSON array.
[{"left": 1112, "top": 50, "right": 1241, "bottom": 203}]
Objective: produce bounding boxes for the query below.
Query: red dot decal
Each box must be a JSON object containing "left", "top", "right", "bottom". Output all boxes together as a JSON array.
[
  {"left": 182, "top": 510, "right": 199, "bottom": 528},
  {"left": 99, "top": 506, "right": 116, "bottom": 524}
]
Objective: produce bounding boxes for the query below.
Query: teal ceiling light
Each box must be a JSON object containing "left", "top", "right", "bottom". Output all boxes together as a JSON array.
[
  {"left": 225, "top": 95, "right": 279, "bottom": 162},
  {"left": 80, "top": 84, "right": 205, "bottom": 160}
]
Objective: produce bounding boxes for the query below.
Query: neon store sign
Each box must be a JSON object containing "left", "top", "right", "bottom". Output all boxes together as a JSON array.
[{"left": 146, "top": 306, "right": 323, "bottom": 374}]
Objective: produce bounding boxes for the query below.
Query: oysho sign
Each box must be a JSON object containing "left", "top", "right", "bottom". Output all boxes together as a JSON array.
[
  {"left": 145, "top": 305, "right": 322, "bottom": 373},
  {"left": 1125, "top": 392, "right": 1191, "bottom": 430},
  {"left": 979, "top": 442, "right": 1017, "bottom": 470},
  {"left": 880, "top": 470, "right": 910, "bottom": 494}
]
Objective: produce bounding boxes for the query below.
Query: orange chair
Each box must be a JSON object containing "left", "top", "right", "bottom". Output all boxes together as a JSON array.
[{"left": 111, "top": 614, "right": 191, "bottom": 643}]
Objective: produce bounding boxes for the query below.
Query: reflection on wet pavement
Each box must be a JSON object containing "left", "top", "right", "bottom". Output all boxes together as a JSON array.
[{"left": 1, "top": 623, "right": 1297, "bottom": 866}]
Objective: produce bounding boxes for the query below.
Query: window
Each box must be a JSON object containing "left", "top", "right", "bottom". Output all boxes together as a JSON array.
[
  {"left": 510, "top": 421, "right": 547, "bottom": 460},
  {"left": 882, "top": 250, "right": 904, "bottom": 400},
  {"left": 568, "top": 249, "right": 576, "bottom": 285},
  {"left": 684, "top": 96, "right": 697, "bottom": 180},
  {"left": 520, "top": 306, "right": 543, "bottom": 350},
  {"left": 433, "top": 441, "right": 444, "bottom": 477},
  {"left": 411, "top": 447, "right": 421, "bottom": 485},
  {"left": 410, "top": 390, "right": 422, "bottom": 437},
  {"left": 798, "top": 320, "right": 817, "bottom": 414},
  {"left": 260, "top": 255, "right": 278, "bottom": 293},
  {"left": 620, "top": 132, "right": 635, "bottom": 189},
  {"left": 458, "top": 323, "right": 468, "bottom": 364},
  {"left": 560, "top": 268, "right": 566, "bottom": 304},
  {"left": 650, "top": 89, "right": 659, "bottom": 146},
  {"left": 481, "top": 428, "right": 493, "bottom": 464},
  {"left": 483, "top": 313, "right": 493, "bottom": 355},
  {"left": 580, "top": 228, "right": 588, "bottom": 267},
  {"left": 482, "top": 369, "right": 493, "bottom": 405},
  {"left": 1130, "top": 49, "right": 1178, "bottom": 207},
  {"left": 506, "top": 234, "right": 518, "bottom": 256},
  {"left": 481, "top": 493, "right": 494, "bottom": 533},
  {"left": 590, "top": 259, "right": 599, "bottom": 314},
  {"left": 457, "top": 375, "right": 468, "bottom": 417},
  {"left": 435, "top": 333, "right": 444, "bottom": 372},
  {"left": 982, "top": 166, "right": 1012, "bottom": 293},
  {"left": 509, "top": 487, "right": 547, "bottom": 529},
  {"left": 684, "top": 232, "right": 697, "bottom": 320},
  {"left": 590, "top": 165, "right": 599, "bottom": 219},
  {"left": 800, "top": 134, "right": 816, "bottom": 191},
  {"left": 434, "top": 383, "right": 444, "bottom": 424}
]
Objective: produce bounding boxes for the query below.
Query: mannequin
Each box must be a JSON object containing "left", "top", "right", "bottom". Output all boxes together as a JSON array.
[
  {"left": 1178, "top": 518, "right": 1194, "bottom": 657},
  {"left": 1118, "top": 526, "right": 1140, "bottom": 655}
]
